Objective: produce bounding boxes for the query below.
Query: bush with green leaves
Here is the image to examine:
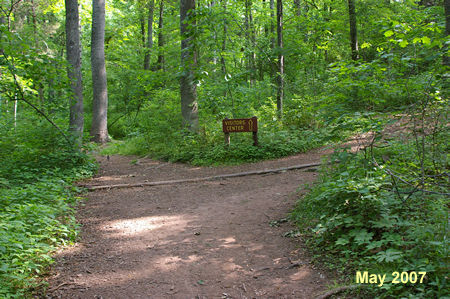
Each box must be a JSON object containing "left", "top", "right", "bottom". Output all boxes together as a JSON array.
[
  {"left": 102, "top": 83, "right": 384, "bottom": 166},
  {"left": 0, "top": 119, "right": 96, "bottom": 297},
  {"left": 292, "top": 138, "right": 448, "bottom": 298}
]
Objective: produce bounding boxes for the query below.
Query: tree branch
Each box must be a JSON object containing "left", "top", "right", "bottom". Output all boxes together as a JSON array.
[
  {"left": 372, "top": 158, "right": 450, "bottom": 197},
  {"left": 82, "top": 162, "right": 322, "bottom": 191}
]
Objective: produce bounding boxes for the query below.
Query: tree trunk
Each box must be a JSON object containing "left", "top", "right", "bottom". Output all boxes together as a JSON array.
[
  {"left": 31, "top": 0, "right": 38, "bottom": 46},
  {"left": 269, "top": 0, "right": 276, "bottom": 81},
  {"left": 276, "top": 0, "right": 284, "bottom": 117},
  {"left": 293, "top": 0, "right": 301, "bottom": 16},
  {"left": 443, "top": 0, "right": 449, "bottom": 99},
  {"left": 140, "top": 13, "right": 145, "bottom": 49},
  {"left": 220, "top": 0, "right": 227, "bottom": 74},
  {"left": 156, "top": 0, "right": 165, "bottom": 70},
  {"left": 444, "top": 0, "right": 449, "bottom": 67},
  {"left": 180, "top": 0, "right": 198, "bottom": 132},
  {"left": 263, "top": 0, "right": 268, "bottom": 36},
  {"left": 244, "top": 0, "right": 255, "bottom": 83},
  {"left": 0, "top": 16, "right": 5, "bottom": 55},
  {"left": 144, "top": 0, "right": 155, "bottom": 70},
  {"left": 65, "top": 0, "right": 84, "bottom": 147},
  {"left": 418, "top": 0, "right": 439, "bottom": 6},
  {"left": 347, "top": 0, "right": 358, "bottom": 60},
  {"left": 91, "top": 0, "right": 109, "bottom": 143},
  {"left": 270, "top": 0, "right": 275, "bottom": 48}
]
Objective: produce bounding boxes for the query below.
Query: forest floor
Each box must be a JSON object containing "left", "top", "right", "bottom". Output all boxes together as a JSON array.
[{"left": 44, "top": 139, "right": 368, "bottom": 299}]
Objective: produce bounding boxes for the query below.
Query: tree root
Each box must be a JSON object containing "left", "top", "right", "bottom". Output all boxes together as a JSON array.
[
  {"left": 82, "top": 162, "right": 321, "bottom": 191},
  {"left": 316, "top": 284, "right": 361, "bottom": 299}
]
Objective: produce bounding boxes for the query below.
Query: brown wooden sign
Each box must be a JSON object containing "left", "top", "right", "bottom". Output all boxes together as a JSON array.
[
  {"left": 222, "top": 117, "right": 258, "bottom": 133},
  {"left": 222, "top": 117, "right": 258, "bottom": 146}
]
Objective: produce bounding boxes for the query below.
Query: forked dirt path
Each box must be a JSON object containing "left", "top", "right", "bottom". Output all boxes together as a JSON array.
[{"left": 45, "top": 144, "right": 356, "bottom": 299}]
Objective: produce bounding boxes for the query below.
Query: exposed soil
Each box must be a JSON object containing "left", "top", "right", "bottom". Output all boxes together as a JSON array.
[{"left": 45, "top": 143, "right": 367, "bottom": 299}]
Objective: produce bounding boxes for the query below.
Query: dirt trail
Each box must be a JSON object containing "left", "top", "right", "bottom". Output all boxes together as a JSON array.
[{"left": 45, "top": 145, "right": 351, "bottom": 299}]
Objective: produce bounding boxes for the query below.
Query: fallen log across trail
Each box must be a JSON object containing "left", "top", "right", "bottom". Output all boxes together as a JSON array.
[{"left": 82, "top": 162, "right": 322, "bottom": 191}]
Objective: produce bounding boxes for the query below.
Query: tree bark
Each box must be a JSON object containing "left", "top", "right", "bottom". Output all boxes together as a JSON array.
[
  {"left": 347, "top": 0, "right": 358, "bottom": 60},
  {"left": 270, "top": 0, "right": 275, "bottom": 48},
  {"left": 144, "top": 0, "right": 155, "bottom": 70},
  {"left": 269, "top": 0, "right": 276, "bottom": 81},
  {"left": 244, "top": 0, "right": 255, "bottom": 83},
  {"left": 0, "top": 16, "right": 4, "bottom": 55},
  {"left": 276, "top": 0, "right": 284, "bottom": 117},
  {"left": 30, "top": 0, "right": 38, "bottom": 46},
  {"left": 418, "top": 0, "right": 439, "bottom": 6},
  {"left": 444, "top": 0, "right": 449, "bottom": 67},
  {"left": 180, "top": 0, "right": 198, "bottom": 132},
  {"left": 65, "top": 0, "right": 84, "bottom": 147},
  {"left": 90, "top": 0, "right": 109, "bottom": 143},
  {"left": 443, "top": 0, "right": 449, "bottom": 99},
  {"left": 140, "top": 13, "right": 145, "bottom": 49},
  {"left": 293, "top": 0, "right": 301, "bottom": 16},
  {"left": 156, "top": 0, "right": 165, "bottom": 70},
  {"left": 220, "top": 0, "right": 227, "bottom": 74}
]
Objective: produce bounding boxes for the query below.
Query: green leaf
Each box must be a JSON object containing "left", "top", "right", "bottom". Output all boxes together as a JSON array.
[
  {"left": 335, "top": 237, "right": 349, "bottom": 246},
  {"left": 421, "top": 36, "right": 431, "bottom": 45},
  {"left": 384, "top": 30, "right": 394, "bottom": 37},
  {"left": 375, "top": 249, "right": 403, "bottom": 263},
  {"left": 353, "top": 229, "right": 374, "bottom": 245},
  {"left": 413, "top": 37, "right": 421, "bottom": 44},
  {"left": 398, "top": 40, "right": 409, "bottom": 48}
]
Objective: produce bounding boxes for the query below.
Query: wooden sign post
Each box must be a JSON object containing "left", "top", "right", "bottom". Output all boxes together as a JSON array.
[{"left": 222, "top": 116, "right": 258, "bottom": 146}]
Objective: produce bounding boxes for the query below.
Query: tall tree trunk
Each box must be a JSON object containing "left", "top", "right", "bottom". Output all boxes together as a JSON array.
[
  {"left": 347, "top": 0, "right": 358, "bottom": 60},
  {"left": 269, "top": 0, "right": 276, "bottom": 80},
  {"left": 31, "top": 0, "right": 38, "bottom": 46},
  {"left": 419, "top": 0, "right": 438, "bottom": 6},
  {"left": 276, "top": 0, "right": 283, "bottom": 117},
  {"left": 259, "top": 0, "right": 268, "bottom": 80},
  {"left": 444, "top": 0, "right": 449, "bottom": 67},
  {"left": 244, "top": 0, "right": 255, "bottom": 83},
  {"left": 0, "top": 16, "right": 5, "bottom": 55},
  {"left": 157, "top": 0, "right": 165, "bottom": 70},
  {"left": 263, "top": 0, "right": 268, "bottom": 36},
  {"left": 270, "top": 0, "right": 275, "bottom": 48},
  {"left": 220, "top": 0, "right": 227, "bottom": 74},
  {"left": 91, "top": 0, "right": 109, "bottom": 143},
  {"left": 443, "top": 0, "right": 449, "bottom": 99},
  {"left": 13, "top": 96, "right": 17, "bottom": 128},
  {"left": 65, "top": 0, "right": 84, "bottom": 147},
  {"left": 140, "top": 13, "right": 146, "bottom": 50},
  {"left": 323, "top": 4, "right": 332, "bottom": 62},
  {"left": 293, "top": 0, "right": 301, "bottom": 16},
  {"left": 180, "top": 0, "right": 198, "bottom": 132},
  {"left": 144, "top": 0, "right": 155, "bottom": 70}
]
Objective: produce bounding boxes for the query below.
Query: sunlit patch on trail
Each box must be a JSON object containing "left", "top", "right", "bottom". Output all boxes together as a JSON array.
[
  {"left": 154, "top": 254, "right": 200, "bottom": 271},
  {"left": 92, "top": 175, "right": 124, "bottom": 182},
  {"left": 289, "top": 267, "right": 310, "bottom": 281},
  {"left": 102, "top": 215, "right": 191, "bottom": 236},
  {"left": 219, "top": 237, "right": 236, "bottom": 244}
]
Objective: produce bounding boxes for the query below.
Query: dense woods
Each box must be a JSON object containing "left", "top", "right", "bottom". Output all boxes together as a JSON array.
[{"left": 0, "top": 0, "right": 448, "bottom": 297}]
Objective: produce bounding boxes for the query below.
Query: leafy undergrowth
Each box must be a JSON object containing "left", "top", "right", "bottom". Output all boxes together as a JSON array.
[
  {"left": 102, "top": 112, "right": 381, "bottom": 166},
  {"left": 0, "top": 134, "right": 97, "bottom": 298},
  {"left": 292, "top": 134, "right": 449, "bottom": 298}
]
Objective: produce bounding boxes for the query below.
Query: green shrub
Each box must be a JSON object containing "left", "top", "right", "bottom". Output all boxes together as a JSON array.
[
  {"left": 0, "top": 119, "right": 97, "bottom": 297},
  {"left": 292, "top": 140, "right": 448, "bottom": 298}
]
